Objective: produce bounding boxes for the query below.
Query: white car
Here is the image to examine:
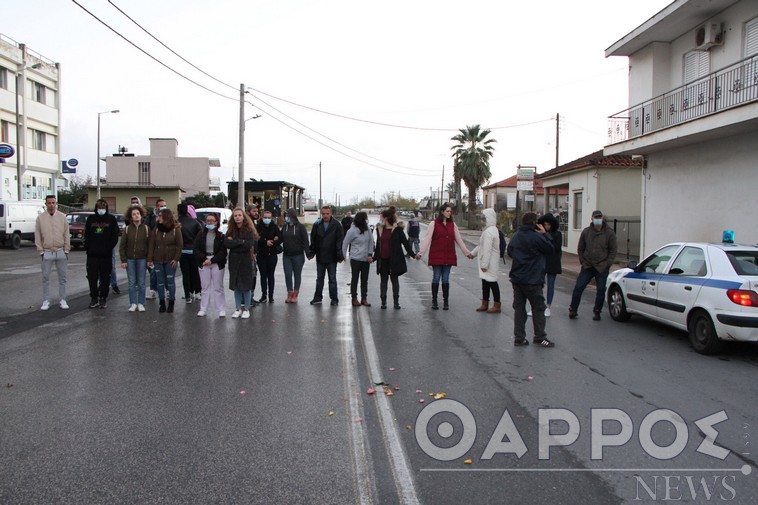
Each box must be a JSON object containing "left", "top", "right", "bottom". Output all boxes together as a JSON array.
[
  {"left": 606, "top": 242, "right": 758, "bottom": 354},
  {"left": 194, "top": 207, "right": 233, "bottom": 234}
]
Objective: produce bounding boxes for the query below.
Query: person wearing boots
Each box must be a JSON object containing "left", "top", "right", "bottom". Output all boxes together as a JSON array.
[
  {"left": 569, "top": 210, "right": 617, "bottom": 321},
  {"left": 84, "top": 199, "right": 120, "bottom": 309},
  {"left": 374, "top": 207, "right": 415, "bottom": 309},
  {"left": 470, "top": 208, "right": 502, "bottom": 314},
  {"left": 226, "top": 208, "right": 257, "bottom": 319},
  {"left": 343, "top": 212, "right": 375, "bottom": 307},
  {"left": 177, "top": 203, "right": 202, "bottom": 304},
  {"left": 416, "top": 203, "right": 473, "bottom": 310},
  {"left": 147, "top": 208, "right": 183, "bottom": 313},
  {"left": 281, "top": 208, "right": 309, "bottom": 303},
  {"left": 507, "top": 212, "right": 555, "bottom": 347},
  {"left": 255, "top": 210, "right": 282, "bottom": 303}
]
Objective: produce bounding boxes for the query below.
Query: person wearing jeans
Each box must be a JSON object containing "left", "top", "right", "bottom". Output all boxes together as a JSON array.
[
  {"left": 35, "top": 195, "right": 70, "bottom": 311},
  {"left": 569, "top": 210, "right": 617, "bottom": 321},
  {"left": 308, "top": 206, "right": 344, "bottom": 305},
  {"left": 120, "top": 206, "right": 151, "bottom": 312},
  {"left": 281, "top": 208, "right": 309, "bottom": 303},
  {"left": 225, "top": 208, "right": 256, "bottom": 319},
  {"left": 528, "top": 213, "right": 563, "bottom": 318},
  {"left": 177, "top": 203, "right": 202, "bottom": 303},
  {"left": 342, "top": 211, "right": 374, "bottom": 307},
  {"left": 148, "top": 209, "right": 183, "bottom": 313}
]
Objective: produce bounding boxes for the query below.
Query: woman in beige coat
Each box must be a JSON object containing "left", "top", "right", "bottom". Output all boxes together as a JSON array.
[{"left": 470, "top": 208, "right": 502, "bottom": 313}]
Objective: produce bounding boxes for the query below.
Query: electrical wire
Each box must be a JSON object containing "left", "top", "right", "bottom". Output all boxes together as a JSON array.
[{"left": 69, "top": 0, "right": 238, "bottom": 103}]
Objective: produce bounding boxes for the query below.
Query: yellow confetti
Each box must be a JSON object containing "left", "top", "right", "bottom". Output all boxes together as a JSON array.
[
  {"left": 434, "top": 393, "right": 447, "bottom": 400},
  {"left": 405, "top": 425, "right": 412, "bottom": 430},
  {"left": 464, "top": 459, "right": 473, "bottom": 465},
  {"left": 328, "top": 410, "right": 334, "bottom": 416},
  {"left": 384, "top": 390, "right": 395, "bottom": 397}
]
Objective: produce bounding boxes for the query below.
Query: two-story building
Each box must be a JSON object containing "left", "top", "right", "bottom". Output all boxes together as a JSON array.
[
  {"left": 604, "top": 0, "right": 758, "bottom": 256},
  {"left": 0, "top": 34, "right": 61, "bottom": 201}
]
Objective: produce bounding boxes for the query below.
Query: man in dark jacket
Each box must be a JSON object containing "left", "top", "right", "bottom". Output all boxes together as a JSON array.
[
  {"left": 308, "top": 206, "right": 344, "bottom": 305},
  {"left": 84, "top": 199, "right": 120, "bottom": 309},
  {"left": 507, "top": 212, "right": 555, "bottom": 347},
  {"left": 569, "top": 210, "right": 617, "bottom": 321},
  {"left": 177, "top": 203, "right": 202, "bottom": 304}
]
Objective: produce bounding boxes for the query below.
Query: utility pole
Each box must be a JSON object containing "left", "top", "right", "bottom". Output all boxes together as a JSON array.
[
  {"left": 237, "top": 83, "right": 245, "bottom": 209},
  {"left": 318, "top": 162, "right": 322, "bottom": 209},
  {"left": 440, "top": 164, "right": 445, "bottom": 204},
  {"left": 555, "top": 113, "right": 560, "bottom": 169}
]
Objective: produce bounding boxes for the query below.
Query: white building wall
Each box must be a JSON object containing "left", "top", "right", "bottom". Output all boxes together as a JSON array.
[{"left": 642, "top": 130, "right": 758, "bottom": 257}]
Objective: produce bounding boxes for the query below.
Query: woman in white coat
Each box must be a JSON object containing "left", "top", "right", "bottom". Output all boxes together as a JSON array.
[{"left": 471, "top": 208, "right": 502, "bottom": 313}]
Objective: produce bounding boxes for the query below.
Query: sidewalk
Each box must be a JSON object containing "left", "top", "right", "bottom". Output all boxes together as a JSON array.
[{"left": 456, "top": 228, "right": 624, "bottom": 279}]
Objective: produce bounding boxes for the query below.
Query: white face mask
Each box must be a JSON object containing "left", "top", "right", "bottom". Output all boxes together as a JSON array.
[
  {"left": 593, "top": 219, "right": 603, "bottom": 227},
  {"left": 97, "top": 209, "right": 106, "bottom": 215}
]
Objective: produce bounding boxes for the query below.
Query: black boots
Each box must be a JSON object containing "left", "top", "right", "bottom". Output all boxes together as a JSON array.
[
  {"left": 431, "top": 283, "right": 439, "bottom": 310},
  {"left": 159, "top": 299, "right": 166, "bottom": 313},
  {"left": 167, "top": 300, "right": 175, "bottom": 313},
  {"left": 442, "top": 283, "right": 450, "bottom": 310},
  {"left": 381, "top": 297, "right": 387, "bottom": 309}
]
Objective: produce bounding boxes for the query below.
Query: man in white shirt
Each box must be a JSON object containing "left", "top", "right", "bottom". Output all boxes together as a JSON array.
[{"left": 34, "top": 195, "right": 70, "bottom": 310}]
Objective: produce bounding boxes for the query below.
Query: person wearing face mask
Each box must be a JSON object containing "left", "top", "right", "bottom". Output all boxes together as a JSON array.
[
  {"left": 143, "top": 198, "right": 166, "bottom": 300},
  {"left": 193, "top": 213, "right": 228, "bottom": 317},
  {"left": 148, "top": 209, "right": 183, "bottom": 314},
  {"left": 281, "top": 208, "right": 309, "bottom": 303},
  {"left": 255, "top": 210, "right": 282, "bottom": 303},
  {"left": 569, "top": 210, "right": 617, "bottom": 321},
  {"left": 84, "top": 199, "right": 120, "bottom": 309}
]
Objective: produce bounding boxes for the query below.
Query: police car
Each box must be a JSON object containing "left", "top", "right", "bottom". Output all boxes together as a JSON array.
[{"left": 606, "top": 241, "right": 758, "bottom": 354}]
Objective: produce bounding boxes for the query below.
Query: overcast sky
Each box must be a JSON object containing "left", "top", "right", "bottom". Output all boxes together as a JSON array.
[{"left": 7, "top": 0, "right": 672, "bottom": 204}]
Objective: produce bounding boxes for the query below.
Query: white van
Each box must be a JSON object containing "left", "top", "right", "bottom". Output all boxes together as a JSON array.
[
  {"left": 194, "top": 207, "right": 233, "bottom": 234},
  {"left": 0, "top": 200, "right": 45, "bottom": 249}
]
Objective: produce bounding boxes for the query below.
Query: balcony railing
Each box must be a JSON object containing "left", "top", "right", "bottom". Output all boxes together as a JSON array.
[{"left": 608, "top": 53, "right": 758, "bottom": 145}]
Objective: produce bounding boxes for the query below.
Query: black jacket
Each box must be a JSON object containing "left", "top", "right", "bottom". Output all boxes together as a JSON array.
[
  {"left": 538, "top": 214, "right": 563, "bottom": 275},
  {"left": 309, "top": 219, "right": 344, "bottom": 264},
  {"left": 374, "top": 223, "right": 414, "bottom": 276},
  {"left": 281, "top": 221, "right": 309, "bottom": 256},
  {"left": 178, "top": 214, "right": 202, "bottom": 251},
  {"left": 256, "top": 221, "right": 282, "bottom": 257},
  {"left": 84, "top": 211, "right": 119, "bottom": 258},
  {"left": 193, "top": 228, "right": 227, "bottom": 270},
  {"left": 507, "top": 224, "right": 554, "bottom": 285}
]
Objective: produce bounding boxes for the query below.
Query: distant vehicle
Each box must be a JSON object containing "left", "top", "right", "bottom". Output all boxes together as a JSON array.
[
  {"left": 66, "top": 211, "right": 94, "bottom": 249},
  {"left": 0, "top": 200, "right": 44, "bottom": 249},
  {"left": 302, "top": 203, "right": 320, "bottom": 225},
  {"left": 195, "top": 207, "right": 232, "bottom": 234},
  {"left": 606, "top": 241, "right": 758, "bottom": 354}
]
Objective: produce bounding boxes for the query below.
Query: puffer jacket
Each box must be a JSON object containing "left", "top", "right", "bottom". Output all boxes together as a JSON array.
[
  {"left": 471, "top": 208, "right": 500, "bottom": 282},
  {"left": 374, "top": 221, "right": 414, "bottom": 276},
  {"left": 119, "top": 222, "right": 151, "bottom": 261}
]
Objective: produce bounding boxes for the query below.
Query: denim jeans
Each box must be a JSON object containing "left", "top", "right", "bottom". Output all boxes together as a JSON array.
[
  {"left": 127, "top": 258, "right": 147, "bottom": 304},
  {"left": 258, "top": 254, "right": 278, "bottom": 298},
  {"left": 512, "top": 283, "right": 547, "bottom": 341},
  {"left": 154, "top": 262, "right": 177, "bottom": 301},
  {"left": 234, "top": 289, "right": 252, "bottom": 309},
  {"left": 570, "top": 267, "right": 610, "bottom": 312},
  {"left": 110, "top": 247, "right": 118, "bottom": 287},
  {"left": 431, "top": 265, "right": 452, "bottom": 284},
  {"left": 410, "top": 237, "right": 420, "bottom": 255},
  {"left": 314, "top": 261, "right": 338, "bottom": 301},
  {"left": 283, "top": 253, "right": 306, "bottom": 292},
  {"left": 545, "top": 273, "right": 557, "bottom": 305}
]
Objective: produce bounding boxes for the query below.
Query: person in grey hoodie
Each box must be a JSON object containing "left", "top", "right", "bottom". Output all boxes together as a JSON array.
[
  {"left": 281, "top": 207, "right": 310, "bottom": 303},
  {"left": 342, "top": 212, "right": 375, "bottom": 307}
]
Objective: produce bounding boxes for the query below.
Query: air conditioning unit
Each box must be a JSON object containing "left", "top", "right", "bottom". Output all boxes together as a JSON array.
[{"left": 695, "top": 23, "right": 722, "bottom": 50}]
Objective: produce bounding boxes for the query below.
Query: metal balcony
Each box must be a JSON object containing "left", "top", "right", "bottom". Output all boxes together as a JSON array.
[{"left": 607, "top": 53, "right": 758, "bottom": 145}]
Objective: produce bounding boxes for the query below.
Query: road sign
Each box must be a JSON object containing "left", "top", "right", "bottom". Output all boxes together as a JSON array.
[
  {"left": 517, "top": 167, "right": 535, "bottom": 179},
  {"left": 517, "top": 180, "right": 534, "bottom": 191},
  {"left": 0, "top": 144, "right": 15, "bottom": 159},
  {"left": 68, "top": 158, "right": 79, "bottom": 167},
  {"left": 62, "top": 160, "right": 77, "bottom": 174}
]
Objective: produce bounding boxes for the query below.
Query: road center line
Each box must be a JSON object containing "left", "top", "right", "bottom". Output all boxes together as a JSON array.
[{"left": 357, "top": 308, "right": 420, "bottom": 505}]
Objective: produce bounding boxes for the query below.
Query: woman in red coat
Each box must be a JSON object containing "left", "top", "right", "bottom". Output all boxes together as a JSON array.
[{"left": 416, "top": 203, "right": 473, "bottom": 310}]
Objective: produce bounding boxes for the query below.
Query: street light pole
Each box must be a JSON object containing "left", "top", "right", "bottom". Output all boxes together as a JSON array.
[{"left": 96, "top": 109, "right": 119, "bottom": 201}]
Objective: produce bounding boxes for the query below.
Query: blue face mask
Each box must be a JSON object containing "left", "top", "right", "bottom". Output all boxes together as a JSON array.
[
  {"left": 97, "top": 209, "right": 106, "bottom": 215},
  {"left": 262, "top": 218, "right": 271, "bottom": 225},
  {"left": 284, "top": 217, "right": 290, "bottom": 223},
  {"left": 159, "top": 207, "right": 167, "bottom": 212},
  {"left": 206, "top": 224, "right": 216, "bottom": 231},
  {"left": 592, "top": 219, "right": 603, "bottom": 227}
]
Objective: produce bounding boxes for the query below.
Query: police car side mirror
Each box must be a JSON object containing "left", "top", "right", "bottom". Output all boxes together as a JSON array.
[
  {"left": 628, "top": 260, "right": 638, "bottom": 270},
  {"left": 669, "top": 267, "right": 684, "bottom": 275}
]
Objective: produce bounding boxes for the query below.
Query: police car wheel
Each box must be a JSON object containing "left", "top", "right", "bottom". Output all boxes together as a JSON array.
[
  {"left": 688, "top": 310, "right": 723, "bottom": 355},
  {"left": 608, "top": 285, "right": 631, "bottom": 322}
]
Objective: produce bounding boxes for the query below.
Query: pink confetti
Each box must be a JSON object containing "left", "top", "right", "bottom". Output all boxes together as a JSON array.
[
  {"left": 389, "top": 367, "right": 396, "bottom": 371},
  {"left": 240, "top": 390, "right": 247, "bottom": 395},
  {"left": 527, "top": 376, "right": 534, "bottom": 381},
  {"left": 272, "top": 320, "right": 276, "bottom": 323},
  {"left": 394, "top": 386, "right": 400, "bottom": 391},
  {"left": 416, "top": 390, "right": 423, "bottom": 394},
  {"left": 287, "top": 352, "right": 292, "bottom": 355},
  {"left": 356, "top": 417, "right": 363, "bottom": 422},
  {"left": 367, "top": 388, "right": 377, "bottom": 395},
  {"left": 419, "top": 399, "right": 425, "bottom": 404}
]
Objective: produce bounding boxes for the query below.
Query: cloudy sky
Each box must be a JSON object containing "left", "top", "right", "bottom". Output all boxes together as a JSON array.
[{"left": 7, "top": 0, "right": 671, "bottom": 204}]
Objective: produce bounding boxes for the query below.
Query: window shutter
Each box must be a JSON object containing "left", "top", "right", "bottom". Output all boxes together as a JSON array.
[
  {"left": 746, "top": 17, "right": 758, "bottom": 56},
  {"left": 683, "top": 50, "right": 710, "bottom": 84}
]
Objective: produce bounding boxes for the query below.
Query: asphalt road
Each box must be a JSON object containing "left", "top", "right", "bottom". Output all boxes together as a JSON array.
[{"left": 1, "top": 228, "right": 757, "bottom": 504}]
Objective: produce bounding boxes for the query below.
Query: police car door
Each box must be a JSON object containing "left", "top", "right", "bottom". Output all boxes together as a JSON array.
[
  {"left": 623, "top": 244, "right": 682, "bottom": 317},
  {"left": 655, "top": 245, "right": 708, "bottom": 329}
]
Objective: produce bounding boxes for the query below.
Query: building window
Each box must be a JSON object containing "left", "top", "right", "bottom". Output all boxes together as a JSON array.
[
  {"left": 1, "top": 120, "right": 8, "bottom": 143},
  {"left": 0, "top": 67, "right": 7, "bottom": 90},
  {"left": 746, "top": 17, "right": 758, "bottom": 57},
  {"left": 683, "top": 50, "right": 710, "bottom": 84},
  {"left": 32, "top": 81, "right": 46, "bottom": 104},
  {"left": 573, "top": 192, "right": 583, "bottom": 229},
  {"left": 31, "top": 129, "right": 46, "bottom": 151},
  {"left": 139, "top": 162, "right": 151, "bottom": 185}
]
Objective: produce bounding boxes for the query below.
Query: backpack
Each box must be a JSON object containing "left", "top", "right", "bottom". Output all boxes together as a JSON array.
[{"left": 499, "top": 230, "right": 507, "bottom": 260}]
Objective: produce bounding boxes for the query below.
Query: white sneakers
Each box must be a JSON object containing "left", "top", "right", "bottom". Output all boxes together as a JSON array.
[
  {"left": 232, "top": 309, "right": 250, "bottom": 319},
  {"left": 128, "top": 304, "right": 137, "bottom": 312},
  {"left": 137, "top": 304, "right": 146, "bottom": 312},
  {"left": 219, "top": 311, "right": 226, "bottom": 318},
  {"left": 241, "top": 310, "right": 250, "bottom": 319},
  {"left": 146, "top": 289, "right": 157, "bottom": 300},
  {"left": 232, "top": 309, "right": 242, "bottom": 319},
  {"left": 59, "top": 300, "right": 69, "bottom": 310},
  {"left": 545, "top": 307, "right": 551, "bottom": 317},
  {"left": 197, "top": 311, "right": 206, "bottom": 317},
  {"left": 40, "top": 300, "right": 50, "bottom": 311}
]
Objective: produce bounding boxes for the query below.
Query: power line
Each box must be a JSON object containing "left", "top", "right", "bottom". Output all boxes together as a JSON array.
[
  {"left": 70, "top": 0, "right": 238, "bottom": 103},
  {"left": 106, "top": 0, "right": 239, "bottom": 93}
]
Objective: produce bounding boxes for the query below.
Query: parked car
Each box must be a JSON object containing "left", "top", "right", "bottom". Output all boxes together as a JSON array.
[
  {"left": 113, "top": 213, "right": 126, "bottom": 236},
  {"left": 0, "top": 200, "right": 44, "bottom": 249},
  {"left": 606, "top": 242, "right": 758, "bottom": 354},
  {"left": 66, "top": 211, "right": 94, "bottom": 249},
  {"left": 194, "top": 207, "right": 232, "bottom": 234}
]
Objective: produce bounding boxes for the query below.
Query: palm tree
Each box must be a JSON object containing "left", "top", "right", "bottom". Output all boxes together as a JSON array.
[{"left": 450, "top": 124, "right": 496, "bottom": 229}]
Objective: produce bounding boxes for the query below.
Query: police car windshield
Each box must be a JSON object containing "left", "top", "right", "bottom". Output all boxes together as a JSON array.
[{"left": 726, "top": 252, "right": 758, "bottom": 275}]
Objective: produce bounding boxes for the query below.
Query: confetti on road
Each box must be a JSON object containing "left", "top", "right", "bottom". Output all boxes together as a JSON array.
[
  {"left": 419, "top": 399, "right": 425, "bottom": 404},
  {"left": 527, "top": 376, "right": 534, "bottom": 381},
  {"left": 394, "top": 386, "right": 400, "bottom": 391},
  {"left": 433, "top": 393, "right": 447, "bottom": 400},
  {"left": 389, "top": 367, "right": 396, "bottom": 371},
  {"left": 328, "top": 410, "right": 334, "bottom": 416},
  {"left": 416, "top": 389, "right": 423, "bottom": 394},
  {"left": 240, "top": 390, "right": 247, "bottom": 395},
  {"left": 406, "top": 425, "right": 412, "bottom": 430},
  {"left": 366, "top": 388, "right": 377, "bottom": 395},
  {"left": 287, "top": 352, "right": 292, "bottom": 355},
  {"left": 464, "top": 459, "right": 473, "bottom": 465},
  {"left": 356, "top": 418, "right": 363, "bottom": 423}
]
